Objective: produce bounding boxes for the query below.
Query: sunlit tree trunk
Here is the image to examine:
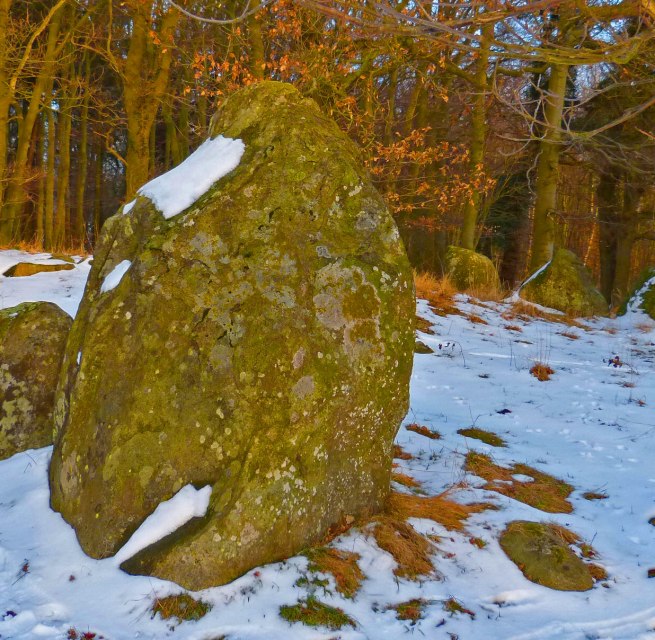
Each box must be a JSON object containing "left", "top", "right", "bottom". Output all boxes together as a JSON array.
[
  {"left": 529, "top": 62, "right": 569, "bottom": 271},
  {"left": 461, "top": 22, "right": 492, "bottom": 251}
]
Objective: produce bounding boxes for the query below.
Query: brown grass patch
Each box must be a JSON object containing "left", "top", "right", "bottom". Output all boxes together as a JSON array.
[
  {"left": 0, "top": 240, "right": 89, "bottom": 256},
  {"left": 559, "top": 331, "right": 579, "bottom": 340},
  {"left": 391, "top": 598, "right": 429, "bottom": 624},
  {"left": 372, "top": 516, "right": 434, "bottom": 579},
  {"left": 466, "top": 282, "right": 506, "bottom": 303},
  {"left": 414, "top": 271, "right": 464, "bottom": 317},
  {"left": 504, "top": 324, "right": 522, "bottom": 332},
  {"left": 457, "top": 427, "right": 506, "bottom": 447},
  {"left": 305, "top": 548, "right": 364, "bottom": 599},
  {"left": 279, "top": 597, "right": 355, "bottom": 630},
  {"left": 415, "top": 315, "right": 436, "bottom": 335},
  {"left": 530, "top": 362, "right": 555, "bottom": 381},
  {"left": 467, "top": 313, "right": 488, "bottom": 325},
  {"left": 583, "top": 491, "right": 608, "bottom": 501},
  {"left": 387, "top": 491, "right": 491, "bottom": 531},
  {"left": 588, "top": 564, "right": 608, "bottom": 581},
  {"left": 465, "top": 452, "right": 573, "bottom": 513},
  {"left": 151, "top": 594, "right": 211, "bottom": 622},
  {"left": 392, "top": 472, "right": 422, "bottom": 489},
  {"left": 406, "top": 423, "right": 441, "bottom": 440},
  {"left": 393, "top": 444, "right": 414, "bottom": 460},
  {"left": 506, "top": 300, "right": 587, "bottom": 329},
  {"left": 635, "top": 321, "right": 655, "bottom": 333},
  {"left": 443, "top": 597, "right": 476, "bottom": 619}
]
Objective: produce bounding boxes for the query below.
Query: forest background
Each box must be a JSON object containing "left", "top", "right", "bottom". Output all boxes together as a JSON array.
[{"left": 1, "top": 0, "right": 654, "bottom": 308}]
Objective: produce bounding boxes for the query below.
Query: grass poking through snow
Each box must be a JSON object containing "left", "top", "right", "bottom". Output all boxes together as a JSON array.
[
  {"left": 151, "top": 593, "right": 211, "bottom": 623},
  {"left": 305, "top": 548, "right": 364, "bottom": 599},
  {"left": 406, "top": 423, "right": 442, "bottom": 439},
  {"left": 279, "top": 597, "right": 355, "bottom": 630},
  {"left": 465, "top": 452, "right": 574, "bottom": 513},
  {"left": 457, "top": 427, "right": 506, "bottom": 447}
]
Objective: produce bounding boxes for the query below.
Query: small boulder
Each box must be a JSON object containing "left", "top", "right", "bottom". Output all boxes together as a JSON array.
[
  {"left": 500, "top": 521, "right": 594, "bottom": 591},
  {"left": 520, "top": 248, "right": 607, "bottom": 317},
  {"left": 623, "top": 267, "right": 655, "bottom": 320},
  {"left": 0, "top": 302, "right": 72, "bottom": 460},
  {"left": 3, "top": 262, "right": 75, "bottom": 277},
  {"left": 49, "top": 81, "right": 415, "bottom": 590},
  {"left": 445, "top": 246, "right": 500, "bottom": 292}
]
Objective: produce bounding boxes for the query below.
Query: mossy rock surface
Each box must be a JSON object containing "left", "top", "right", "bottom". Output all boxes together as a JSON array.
[
  {"left": 445, "top": 246, "right": 499, "bottom": 291},
  {"left": 49, "top": 81, "right": 415, "bottom": 590},
  {"left": 500, "top": 521, "right": 594, "bottom": 591},
  {"left": 520, "top": 249, "right": 607, "bottom": 317},
  {"left": 0, "top": 302, "right": 72, "bottom": 460}
]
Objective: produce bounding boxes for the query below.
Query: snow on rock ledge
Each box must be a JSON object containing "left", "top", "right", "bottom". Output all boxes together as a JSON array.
[
  {"left": 138, "top": 135, "right": 245, "bottom": 219},
  {"left": 100, "top": 260, "right": 131, "bottom": 294},
  {"left": 114, "top": 484, "right": 212, "bottom": 565}
]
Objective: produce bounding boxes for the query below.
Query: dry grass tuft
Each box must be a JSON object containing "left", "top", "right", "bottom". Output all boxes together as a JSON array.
[
  {"left": 443, "top": 597, "right": 476, "bottom": 619},
  {"left": 466, "top": 282, "right": 506, "bottom": 303},
  {"left": 559, "top": 331, "right": 579, "bottom": 340},
  {"left": 0, "top": 240, "right": 89, "bottom": 256},
  {"left": 530, "top": 362, "right": 555, "bottom": 381},
  {"left": 406, "top": 423, "right": 442, "bottom": 440},
  {"left": 467, "top": 313, "right": 488, "bottom": 325},
  {"left": 504, "top": 324, "right": 523, "bottom": 332},
  {"left": 465, "top": 452, "right": 574, "bottom": 513},
  {"left": 635, "top": 321, "right": 655, "bottom": 334},
  {"left": 387, "top": 491, "right": 491, "bottom": 532},
  {"left": 393, "top": 444, "right": 414, "bottom": 460},
  {"left": 415, "top": 315, "right": 436, "bottom": 335},
  {"left": 391, "top": 472, "right": 422, "bottom": 489},
  {"left": 279, "top": 597, "right": 355, "bottom": 630},
  {"left": 583, "top": 491, "right": 608, "bottom": 501},
  {"left": 305, "top": 548, "right": 364, "bottom": 599},
  {"left": 151, "top": 593, "right": 211, "bottom": 622},
  {"left": 505, "top": 300, "right": 588, "bottom": 328},
  {"left": 457, "top": 427, "right": 506, "bottom": 447},
  {"left": 588, "top": 563, "right": 608, "bottom": 581},
  {"left": 372, "top": 516, "right": 434, "bottom": 579},
  {"left": 414, "top": 271, "right": 462, "bottom": 316},
  {"left": 391, "top": 598, "right": 429, "bottom": 624}
]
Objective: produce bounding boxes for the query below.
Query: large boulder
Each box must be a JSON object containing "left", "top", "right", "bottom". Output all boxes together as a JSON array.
[
  {"left": 0, "top": 302, "right": 72, "bottom": 460},
  {"left": 49, "top": 81, "right": 415, "bottom": 590},
  {"left": 445, "top": 246, "right": 500, "bottom": 291},
  {"left": 520, "top": 248, "right": 607, "bottom": 317}
]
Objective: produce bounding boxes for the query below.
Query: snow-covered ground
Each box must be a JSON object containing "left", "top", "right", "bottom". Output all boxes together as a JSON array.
[{"left": 1, "top": 249, "right": 655, "bottom": 640}]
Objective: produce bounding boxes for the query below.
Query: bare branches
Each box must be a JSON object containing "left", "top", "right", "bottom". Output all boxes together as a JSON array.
[{"left": 168, "top": 0, "right": 274, "bottom": 25}]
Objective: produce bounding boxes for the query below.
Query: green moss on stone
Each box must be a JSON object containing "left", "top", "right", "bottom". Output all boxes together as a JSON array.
[
  {"left": 500, "top": 521, "right": 595, "bottom": 591},
  {"left": 0, "top": 302, "right": 71, "bottom": 460},
  {"left": 520, "top": 249, "right": 608, "bottom": 317},
  {"left": 445, "top": 246, "right": 500, "bottom": 292}
]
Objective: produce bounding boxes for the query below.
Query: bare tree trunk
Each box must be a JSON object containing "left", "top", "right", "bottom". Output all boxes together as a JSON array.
[
  {"left": 529, "top": 62, "right": 569, "bottom": 271},
  {"left": 461, "top": 22, "right": 492, "bottom": 251},
  {"left": 45, "top": 108, "right": 56, "bottom": 249}
]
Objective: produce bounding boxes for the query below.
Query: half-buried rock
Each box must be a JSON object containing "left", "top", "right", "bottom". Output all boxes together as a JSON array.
[
  {"left": 49, "top": 81, "right": 415, "bottom": 590},
  {"left": 1, "top": 302, "right": 72, "bottom": 460},
  {"left": 520, "top": 248, "right": 607, "bottom": 317}
]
